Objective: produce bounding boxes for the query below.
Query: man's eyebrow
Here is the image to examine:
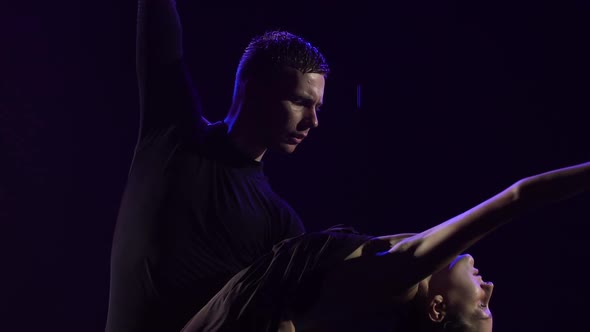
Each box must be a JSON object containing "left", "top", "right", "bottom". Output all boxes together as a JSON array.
[{"left": 293, "top": 94, "right": 323, "bottom": 107}]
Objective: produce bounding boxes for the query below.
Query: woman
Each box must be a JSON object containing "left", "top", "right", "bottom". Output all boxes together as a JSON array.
[{"left": 182, "top": 160, "right": 590, "bottom": 332}]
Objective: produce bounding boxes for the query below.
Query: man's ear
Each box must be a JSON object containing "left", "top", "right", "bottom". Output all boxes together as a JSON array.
[{"left": 428, "top": 295, "right": 447, "bottom": 323}]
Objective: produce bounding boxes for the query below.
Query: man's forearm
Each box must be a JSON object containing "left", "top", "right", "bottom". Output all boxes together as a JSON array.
[
  {"left": 136, "top": 0, "right": 184, "bottom": 74},
  {"left": 134, "top": 0, "right": 206, "bottom": 139}
]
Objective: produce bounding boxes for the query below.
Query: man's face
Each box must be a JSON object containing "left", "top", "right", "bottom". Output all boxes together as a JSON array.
[
  {"left": 432, "top": 254, "right": 495, "bottom": 332},
  {"left": 259, "top": 67, "right": 325, "bottom": 154}
]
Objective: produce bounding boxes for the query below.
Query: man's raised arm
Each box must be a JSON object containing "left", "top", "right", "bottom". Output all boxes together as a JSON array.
[{"left": 135, "top": 0, "right": 207, "bottom": 140}]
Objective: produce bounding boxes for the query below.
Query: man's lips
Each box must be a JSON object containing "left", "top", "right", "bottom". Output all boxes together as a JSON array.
[{"left": 287, "top": 134, "right": 306, "bottom": 144}]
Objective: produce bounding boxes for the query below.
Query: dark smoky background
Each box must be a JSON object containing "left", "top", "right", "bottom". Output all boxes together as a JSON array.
[{"left": 2, "top": 1, "right": 589, "bottom": 330}]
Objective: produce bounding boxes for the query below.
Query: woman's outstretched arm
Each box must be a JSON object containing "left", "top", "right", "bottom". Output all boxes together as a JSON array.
[{"left": 383, "top": 160, "right": 590, "bottom": 286}]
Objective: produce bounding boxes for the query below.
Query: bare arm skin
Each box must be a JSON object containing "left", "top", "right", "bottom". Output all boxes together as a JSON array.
[
  {"left": 381, "top": 160, "right": 590, "bottom": 288},
  {"left": 295, "top": 161, "right": 590, "bottom": 330}
]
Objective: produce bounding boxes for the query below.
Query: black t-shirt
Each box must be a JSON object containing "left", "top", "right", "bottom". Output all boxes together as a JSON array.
[
  {"left": 105, "top": 60, "right": 305, "bottom": 332},
  {"left": 182, "top": 226, "right": 374, "bottom": 332}
]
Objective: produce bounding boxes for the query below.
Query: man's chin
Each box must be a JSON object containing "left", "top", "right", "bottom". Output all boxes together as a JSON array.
[{"left": 275, "top": 142, "right": 298, "bottom": 154}]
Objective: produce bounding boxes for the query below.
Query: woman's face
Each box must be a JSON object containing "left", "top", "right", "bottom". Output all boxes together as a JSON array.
[{"left": 431, "top": 254, "right": 494, "bottom": 331}]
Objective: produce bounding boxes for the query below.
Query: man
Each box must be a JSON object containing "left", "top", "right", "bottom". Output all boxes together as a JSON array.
[{"left": 105, "top": 0, "right": 330, "bottom": 331}]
